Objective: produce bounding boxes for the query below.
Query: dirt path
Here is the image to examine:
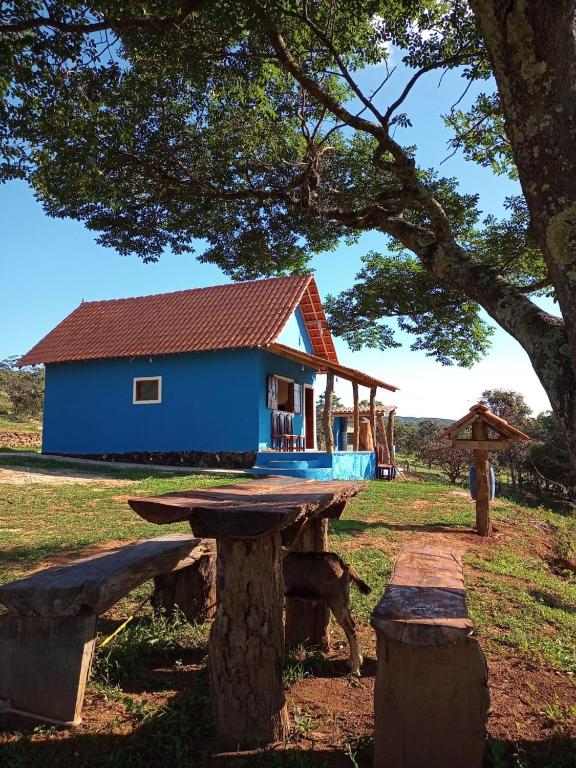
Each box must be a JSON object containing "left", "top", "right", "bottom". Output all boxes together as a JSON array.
[{"left": 0, "top": 465, "right": 134, "bottom": 486}]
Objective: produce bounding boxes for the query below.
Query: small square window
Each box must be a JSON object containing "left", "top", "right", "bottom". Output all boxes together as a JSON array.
[{"left": 133, "top": 377, "right": 162, "bottom": 404}]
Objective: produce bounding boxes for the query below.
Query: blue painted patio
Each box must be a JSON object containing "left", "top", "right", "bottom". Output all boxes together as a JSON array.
[{"left": 252, "top": 450, "right": 376, "bottom": 481}]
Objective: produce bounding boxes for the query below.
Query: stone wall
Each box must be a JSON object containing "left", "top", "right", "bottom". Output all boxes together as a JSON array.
[{"left": 54, "top": 450, "right": 256, "bottom": 470}]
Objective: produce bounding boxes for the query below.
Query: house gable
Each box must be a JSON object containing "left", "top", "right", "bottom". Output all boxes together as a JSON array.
[{"left": 276, "top": 307, "right": 314, "bottom": 354}]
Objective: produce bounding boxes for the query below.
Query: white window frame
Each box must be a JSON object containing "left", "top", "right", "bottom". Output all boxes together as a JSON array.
[{"left": 133, "top": 376, "right": 162, "bottom": 404}]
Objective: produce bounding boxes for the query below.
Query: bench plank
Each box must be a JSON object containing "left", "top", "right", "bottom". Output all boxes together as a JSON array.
[
  {"left": 0, "top": 534, "right": 213, "bottom": 617},
  {"left": 371, "top": 543, "right": 473, "bottom": 646},
  {"left": 371, "top": 542, "right": 489, "bottom": 768}
]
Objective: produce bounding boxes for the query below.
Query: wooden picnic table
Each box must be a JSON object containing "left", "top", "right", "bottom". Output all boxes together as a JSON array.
[{"left": 128, "top": 476, "right": 364, "bottom": 746}]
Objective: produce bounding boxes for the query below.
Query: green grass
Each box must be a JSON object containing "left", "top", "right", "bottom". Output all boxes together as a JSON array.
[
  {"left": 0, "top": 462, "right": 574, "bottom": 766},
  {"left": 0, "top": 458, "right": 245, "bottom": 583},
  {"left": 0, "top": 414, "right": 42, "bottom": 433}
]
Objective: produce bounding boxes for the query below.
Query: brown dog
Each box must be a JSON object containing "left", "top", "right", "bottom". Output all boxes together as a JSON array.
[{"left": 283, "top": 551, "right": 371, "bottom": 675}]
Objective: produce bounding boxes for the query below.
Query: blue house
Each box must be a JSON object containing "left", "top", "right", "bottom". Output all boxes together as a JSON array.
[{"left": 20, "top": 275, "right": 397, "bottom": 479}]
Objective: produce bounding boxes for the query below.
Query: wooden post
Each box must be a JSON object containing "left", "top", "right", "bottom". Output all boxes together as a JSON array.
[
  {"left": 352, "top": 381, "right": 360, "bottom": 451},
  {"left": 359, "top": 420, "right": 373, "bottom": 451},
  {"left": 386, "top": 407, "right": 396, "bottom": 463},
  {"left": 472, "top": 419, "right": 492, "bottom": 537},
  {"left": 369, "top": 387, "right": 377, "bottom": 450},
  {"left": 285, "top": 518, "right": 330, "bottom": 651},
  {"left": 152, "top": 546, "right": 216, "bottom": 623},
  {"left": 323, "top": 371, "right": 334, "bottom": 454},
  {"left": 371, "top": 544, "right": 489, "bottom": 768},
  {"left": 0, "top": 613, "right": 97, "bottom": 725},
  {"left": 377, "top": 413, "right": 390, "bottom": 463},
  {"left": 208, "top": 533, "right": 290, "bottom": 746}
]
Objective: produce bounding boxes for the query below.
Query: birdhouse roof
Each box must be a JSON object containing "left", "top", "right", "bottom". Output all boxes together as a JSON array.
[{"left": 438, "top": 404, "right": 530, "bottom": 442}]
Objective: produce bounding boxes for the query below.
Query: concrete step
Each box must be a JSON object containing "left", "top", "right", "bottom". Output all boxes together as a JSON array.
[{"left": 251, "top": 465, "right": 333, "bottom": 481}]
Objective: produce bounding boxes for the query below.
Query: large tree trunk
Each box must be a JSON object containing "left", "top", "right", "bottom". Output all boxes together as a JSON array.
[
  {"left": 469, "top": 0, "right": 576, "bottom": 466},
  {"left": 208, "top": 534, "right": 290, "bottom": 747}
]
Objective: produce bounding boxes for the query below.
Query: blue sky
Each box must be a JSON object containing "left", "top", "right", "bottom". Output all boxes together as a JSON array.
[{"left": 0, "top": 51, "right": 555, "bottom": 419}]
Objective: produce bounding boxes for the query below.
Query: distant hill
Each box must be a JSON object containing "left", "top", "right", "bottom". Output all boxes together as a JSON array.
[{"left": 396, "top": 416, "right": 453, "bottom": 427}]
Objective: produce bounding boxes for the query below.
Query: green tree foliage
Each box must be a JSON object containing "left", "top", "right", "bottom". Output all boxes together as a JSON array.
[
  {"left": 530, "top": 412, "right": 575, "bottom": 499},
  {"left": 398, "top": 418, "right": 467, "bottom": 483},
  {"left": 478, "top": 389, "right": 531, "bottom": 489},
  {"left": 2, "top": 2, "right": 576, "bottom": 463},
  {"left": 0, "top": 357, "right": 45, "bottom": 417}
]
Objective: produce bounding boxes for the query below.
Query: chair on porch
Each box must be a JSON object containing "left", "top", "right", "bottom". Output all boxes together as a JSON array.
[
  {"left": 375, "top": 444, "right": 396, "bottom": 480},
  {"left": 271, "top": 412, "right": 305, "bottom": 452}
]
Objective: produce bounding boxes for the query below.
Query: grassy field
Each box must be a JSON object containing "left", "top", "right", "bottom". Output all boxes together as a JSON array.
[
  {"left": 0, "top": 415, "right": 42, "bottom": 433},
  {"left": 0, "top": 456, "right": 574, "bottom": 767}
]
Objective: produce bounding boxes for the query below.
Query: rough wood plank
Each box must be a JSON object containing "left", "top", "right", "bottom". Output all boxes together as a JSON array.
[
  {"left": 152, "top": 545, "right": 216, "bottom": 623},
  {"left": 0, "top": 534, "right": 211, "bottom": 617},
  {"left": 452, "top": 439, "right": 512, "bottom": 450},
  {"left": 370, "top": 543, "right": 472, "bottom": 646},
  {"left": 0, "top": 613, "right": 97, "bottom": 725},
  {"left": 130, "top": 481, "right": 365, "bottom": 538},
  {"left": 373, "top": 630, "right": 489, "bottom": 768},
  {"left": 472, "top": 419, "right": 492, "bottom": 537},
  {"left": 372, "top": 542, "right": 489, "bottom": 767}
]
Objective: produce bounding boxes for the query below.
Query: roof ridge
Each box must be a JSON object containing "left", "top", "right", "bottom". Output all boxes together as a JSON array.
[{"left": 76, "top": 273, "right": 313, "bottom": 308}]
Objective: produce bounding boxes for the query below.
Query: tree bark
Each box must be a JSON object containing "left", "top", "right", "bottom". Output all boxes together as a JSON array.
[
  {"left": 323, "top": 371, "right": 334, "bottom": 454},
  {"left": 369, "top": 387, "right": 377, "bottom": 450},
  {"left": 352, "top": 381, "right": 360, "bottom": 451},
  {"left": 208, "top": 534, "right": 290, "bottom": 746},
  {"left": 152, "top": 548, "right": 216, "bottom": 623},
  {"left": 386, "top": 408, "right": 396, "bottom": 464},
  {"left": 469, "top": 0, "right": 576, "bottom": 466},
  {"left": 285, "top": 518, "right": 330, "bottom": 651},
  {"left": 377, "top": 413, "right": 391, "bottom": 463}
]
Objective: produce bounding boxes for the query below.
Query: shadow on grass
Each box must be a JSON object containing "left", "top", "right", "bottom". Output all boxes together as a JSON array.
[
  {"left": 331, "top": 518, "right": 475, "bottom": 537},
  {"left": 529, "top": 588, "right": 576, "bottom": 616},
  {"left": 484, "top": 735, "right": 576, "bottom": 768},
  {"left": 498, "top": 485, "right": 575, "bottom": 517}
]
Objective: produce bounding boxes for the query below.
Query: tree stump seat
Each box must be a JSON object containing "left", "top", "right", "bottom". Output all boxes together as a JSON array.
[
  {"left": 0, "top": 534, "right": 215, "bottom": 726},
  {"left": 371, "top": 542, "right": 489, "bottom": 768}
]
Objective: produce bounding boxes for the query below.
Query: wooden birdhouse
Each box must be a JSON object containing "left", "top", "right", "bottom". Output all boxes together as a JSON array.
[{"left": 438, "top": 404, "right": 530, "bottom": 537}]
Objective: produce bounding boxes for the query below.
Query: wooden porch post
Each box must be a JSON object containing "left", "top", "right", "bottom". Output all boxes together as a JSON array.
[
  {"left": 352, "top": 382, "right": 360, "bottom": 451},
  {"left": 323, "top": 371, "right": 334, "bottom": 454},
  {"left": 369, "top": 387, "right": 377, "bottom": 450},
  {"left": 472, "top": 419, "right": 492, "bottom": 537},
  {"left": 386, "top": 407, "right": 396, "bottom": 463}
]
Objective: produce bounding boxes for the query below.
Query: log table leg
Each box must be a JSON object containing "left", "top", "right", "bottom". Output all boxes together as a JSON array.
[
  {"left": 152, "top": 545, "right": 216, "bottom": 623},
  {"left": 285, "top": 518, "right": 331, "bottom": 651},
  {"left": 0, "top": 613, "right": 97, "bottom": 725},
  {"left": 208, "top": 532, "right": 290, "bottom": 746}
]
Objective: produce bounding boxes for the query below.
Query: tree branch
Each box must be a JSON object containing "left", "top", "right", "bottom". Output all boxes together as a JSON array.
[
  {"left": 384, "top": 50, "right": 475, "bottom": 124},
  {"left": 285, "top": 6, "right": 387, "bottom": 126},
  {"left": 0, "top": 2, "right": 205, "bottom": 34}
]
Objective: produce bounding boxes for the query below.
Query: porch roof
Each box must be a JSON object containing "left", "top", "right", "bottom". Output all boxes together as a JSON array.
[{"left": 266, "top": 343, "right": 398, "bottom": 391}]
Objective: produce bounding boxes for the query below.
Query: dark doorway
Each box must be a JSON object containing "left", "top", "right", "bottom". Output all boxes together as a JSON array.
[{"left": 304, "top": 386, "right": 315, "bottom": 449}]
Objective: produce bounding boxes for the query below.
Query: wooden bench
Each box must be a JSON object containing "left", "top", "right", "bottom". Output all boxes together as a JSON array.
[
  {"left": 271, "top": 411, "right": 305, "bottom": 451},
  {"left": 0, "top": 534, "right": 215, "bottom": 726},
  {"left": 370, "top": 543, "right": 489, "bottom": 768},
  {"left": 375, "top": 445, "right": 396, "bottom": 480}
]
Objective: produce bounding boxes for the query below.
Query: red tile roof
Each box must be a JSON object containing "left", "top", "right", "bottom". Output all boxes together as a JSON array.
[
  {"left": 332, "top": 406, "right": 394, "bottom": 416},
  {"left": 20, "top": 275, "right": 338, "bottom": 366}
]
